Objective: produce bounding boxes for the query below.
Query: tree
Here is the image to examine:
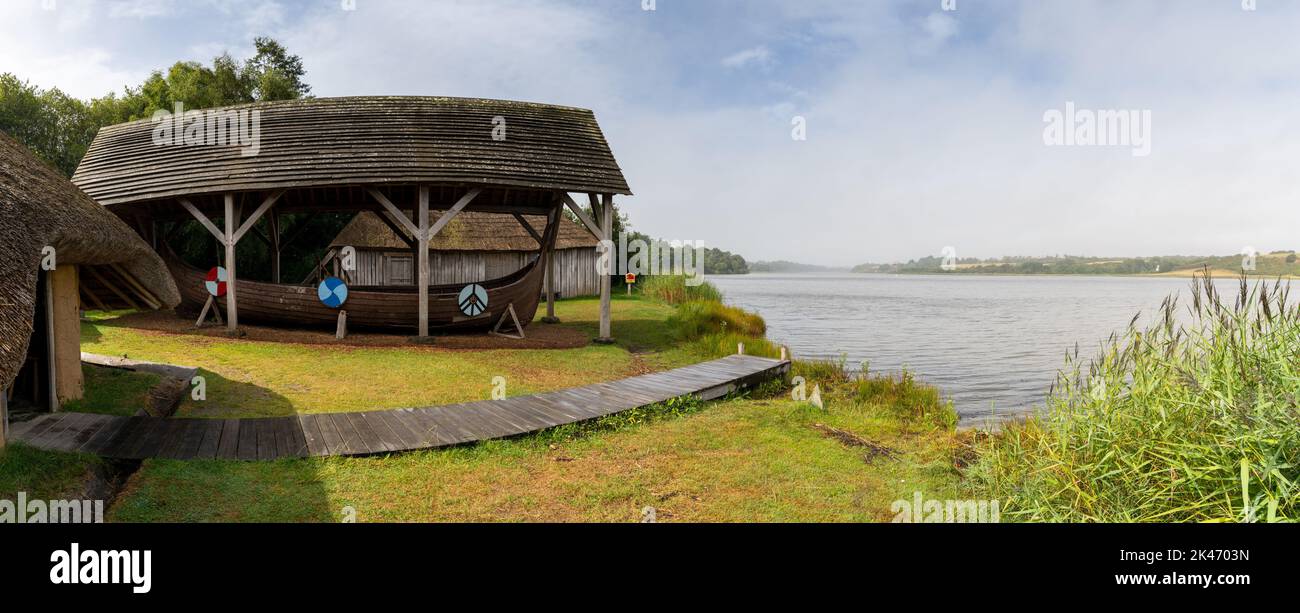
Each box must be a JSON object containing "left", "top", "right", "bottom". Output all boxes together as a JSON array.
[
  {"left": 0, "top": 37, "right": 310, "bottom": 177},
  {"left": 245, "top": 37, "right": 311, "bottom": 101}
]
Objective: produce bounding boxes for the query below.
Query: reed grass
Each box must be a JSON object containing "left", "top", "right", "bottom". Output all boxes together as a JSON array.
[
  {"left": 790, "top": 356, "right": 957, "bottom": 430},
  {"left": 638, "top": 275, "right": 724, "bottom": 305},
  {"left": 669, "top": 300, "right": 767, "bottom": 339},
  {"left": 970, "top": 271, "right": 1300, "bottom": 522}
]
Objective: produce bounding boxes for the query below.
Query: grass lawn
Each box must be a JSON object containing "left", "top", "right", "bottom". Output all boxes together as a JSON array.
[
  {"left": 110, "top": 396, "right": 966, "bottom": 522},
  {"left": 4, "top": 293, "right": 965, "bottom": 522},
  {"left": 0, "top": 444, "right": 107, "bottom": 501},
  {"left": 80, "top": 297, "right": 697, "bottom": 419},
  {"left": 61, "top": 365, "right": 162, "bottom": 417}
]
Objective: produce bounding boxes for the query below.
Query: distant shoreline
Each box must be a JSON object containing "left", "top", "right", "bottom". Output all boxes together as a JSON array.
[{"left": 734, "top": 269, "right": 1298, "bottom": 280}]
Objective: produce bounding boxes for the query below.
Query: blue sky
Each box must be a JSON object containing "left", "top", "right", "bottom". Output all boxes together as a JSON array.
[{"left": 4, "top": 0, "right": 1300, "bottom": 266}]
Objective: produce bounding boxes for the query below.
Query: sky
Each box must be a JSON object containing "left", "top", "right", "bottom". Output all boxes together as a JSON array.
[{"left": 3, "top": 0, "right": 1299, "bottom": 266}]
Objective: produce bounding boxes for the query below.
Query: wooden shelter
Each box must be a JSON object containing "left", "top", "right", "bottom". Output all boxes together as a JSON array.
[
  {"left": 0, "top": 131, "right": 180, "bottom": 448},
  {"left": 327, "top": 210, "right": 601, "bottom": 297},
  {"left": 72, "top": 96, "right": 630, "bottom": 338}
]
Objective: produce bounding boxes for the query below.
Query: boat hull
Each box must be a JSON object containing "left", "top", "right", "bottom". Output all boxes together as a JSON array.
[{"left": 168, "top": 256, "right": 544, "bottom": 333}]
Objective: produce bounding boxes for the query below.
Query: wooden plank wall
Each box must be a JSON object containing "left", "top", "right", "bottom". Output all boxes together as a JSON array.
[{"left": 353, "top": 249, "right": 600, "bottom": 298}]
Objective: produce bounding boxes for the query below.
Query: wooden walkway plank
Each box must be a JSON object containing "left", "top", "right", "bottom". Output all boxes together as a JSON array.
[
  {"left": 195, "top": 420, "right": 225, "bottom": 459},
  {"left": 298, "top": 415, "right": 330, "bottom": 456},
  {"left": 215, "top": 419, "right": 240, "bottom": 459},
  {"left": 12, "top": 355, "right": 790, "bottom": 461}
]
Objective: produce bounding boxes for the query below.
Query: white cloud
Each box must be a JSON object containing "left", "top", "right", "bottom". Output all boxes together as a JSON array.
[
  {"left": 108, "top": 0, "right": 175, "bottom": 19},
  {"left": 721, "top": 46, "right": 771, "bottom": 69},
  {"left": 920, "top": 12, "right": 957, "bottom": 45},
  {"left": 4, "top": 0, "right": 1300, "bottom": 265}
]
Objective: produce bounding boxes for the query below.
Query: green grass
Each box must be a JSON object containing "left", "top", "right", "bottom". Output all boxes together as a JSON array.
[
  {"left": 79, "top": 298, "right": 690, "bottom": 418},
  {"left": 61, "top": 365, "right": 162, "bottom": 417},
  {"left": 4, "top": 291, "right": 964, "bottom": 522},
  {"left": 638, "top": 275, "right": 724, "bottom": 305},
  {"left": 111, "top": 380, "right": 964, "bottom": 523},
  {"left": 0, "top": 444, "right": 105, "bottom": 501},
  {"left": 969, "top": 274, "right": 1300, "bottom": 522}
]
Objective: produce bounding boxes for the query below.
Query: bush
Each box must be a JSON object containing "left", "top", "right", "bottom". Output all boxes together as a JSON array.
[
  {"left": 639, "top": 275, "right": 723, "bottom": 305},
  {"left": 786, "top": 356, "right": 956, "bottom": 429},
  {"left": 971, "top": 273, "right": 1300, "bottom": 522},
  {"left": 669, "top": 300, "right": 767, "bottom": 339}
]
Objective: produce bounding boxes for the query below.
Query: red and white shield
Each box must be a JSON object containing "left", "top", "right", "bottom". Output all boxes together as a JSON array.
[{"left": 205, "top": 266, "right": 228, "bottom": 297}]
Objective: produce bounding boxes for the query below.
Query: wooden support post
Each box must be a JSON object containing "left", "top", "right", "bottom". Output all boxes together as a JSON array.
[
  {"left": 0, "top": 384, "right": 7, "bottom": 449},
  {"left": 596, "top": 194, "right": 615, "bottom": 344},
  {"left": 490, "top": 304, "right": 526, "bottom": 340},
  {"left": 44, "top": 270, "right": 58, "bottom": 412},
  {"left": 540, "top": 204, "right": 561, "bottom": 323},
  {"left": 224, "top": 194, "right": 239, "bottom": 333},
  {"left": 269, "top": 211, "right": 282, "bottom": 284},
  {"left": 195, "top": 295, "right": 223, "bottom": 328},
  {"left": 738, "top": 342, "right": 745, "bottom": 356},
  {"left": 336, "top": 310, "right": 348, "bottom": 340},
  {"left": 417, "top": 186, "right": 430, "bottom": 338},
  {"left": 51, "top": 265, "right": 83, "bottom": 403}
]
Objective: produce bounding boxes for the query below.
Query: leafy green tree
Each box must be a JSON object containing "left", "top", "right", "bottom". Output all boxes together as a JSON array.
[{"left": 0, "top": 37, "right": 309, "bottom": 177}]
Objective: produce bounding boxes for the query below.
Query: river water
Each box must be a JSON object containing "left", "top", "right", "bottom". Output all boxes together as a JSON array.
[{"left": 709, "top": 273, "right": 1227, "bottom": 425}]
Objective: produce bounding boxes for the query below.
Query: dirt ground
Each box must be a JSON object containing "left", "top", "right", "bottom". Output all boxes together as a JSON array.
[{"left": 99, "top": 310, "right": 592, "bottom": 350}]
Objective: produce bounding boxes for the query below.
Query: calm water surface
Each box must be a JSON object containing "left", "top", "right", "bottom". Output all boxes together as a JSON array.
[{"left": 710, "top": 273, "right": 1231, "bottom": 425}]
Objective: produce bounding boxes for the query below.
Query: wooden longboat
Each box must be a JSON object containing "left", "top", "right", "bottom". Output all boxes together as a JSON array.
[{"left": 167, "top": 253, "right": 545, "bottom": 333}]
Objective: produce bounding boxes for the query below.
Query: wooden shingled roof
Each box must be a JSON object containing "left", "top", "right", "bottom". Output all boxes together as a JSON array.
[
  {"left": 0, "top": 131, "right": 180, "bottom": 391},
  {"left": 71, "top": 96, "right": 632, "bottom": 206},
  {"left": 331, "top": 211, "right": 599, "bottom": 252}
]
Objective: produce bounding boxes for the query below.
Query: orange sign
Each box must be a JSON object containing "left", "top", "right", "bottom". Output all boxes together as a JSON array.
[{"left": 625, "top": 273, "right": 637, "bottom": 284}]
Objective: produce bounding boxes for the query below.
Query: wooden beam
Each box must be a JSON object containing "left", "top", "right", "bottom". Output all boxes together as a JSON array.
[
  {"left": 247, "top": 225, "right": 273, "bottom": 248},
  {"left": 179, "top": 198, "right": 226, "bottom": 243},
  {"left": 512, "top": 213, "right": 543, "bottom": 246},
  {"left": 224, "top": 194, "right": 239, "bottom": 332},
  {"left": 597, "top": 194, "right": 615, "bottom": 343},
  {"left": 232, "top": 190, "right": 284, "bottom": 245},
  {"left": 44, "top": 270, "right": 58, "bottom": 411},
  {"left": 0, "top": 382, "right": 7, "bottom": 449},
  {"left": 51, "top": 265, "right": 83, "bottom": 404},
  {"left": 281, "top": 212, "right": 319, "bottom": 249},
  {"left": 542, "top": 203, "right": 561, "bottom": 322},
  {"left": 79, "top": 284, "right": 108, "bottom": 312},
  {"left": 268, "top": 212, "right": 282, "bottom": 284},
  {"left": 369, "top": 189, "right": 421, "bottom": 238},
  {"left": 560, "top": 193, "right": 603, "bottom": 240},
  {"left": 425, "top": 188, "right": 482, "bottom": 241},
  {"left": 417, "top": 186, "right": 430, "bottom": 337},
  {"left": 83, "top": 265, "right": 140, "bottom": 310},
  {"left": 107, "top": 263, "right": 162, "bottom": 310},
  {"left": 301, "top": 248, "right": 338, "bottom": 285},
  {"left": 373, "top": 209, "right": 417, "bottom": 250}
]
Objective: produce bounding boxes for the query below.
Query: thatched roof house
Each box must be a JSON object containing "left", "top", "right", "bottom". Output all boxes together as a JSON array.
[
  {"left": 328, "top": 211, "right": 601, "bottom": 297},
  {"left": 1, "top": 131, "right": 179, "bottom": 442},
  {"left": 70, "top": 96, "right": 630, "bottom": 340}
]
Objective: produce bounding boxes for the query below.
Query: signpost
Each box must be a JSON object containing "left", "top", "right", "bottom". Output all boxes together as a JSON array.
[
  {"left": 318, "top": 277, "right": 350, "bottom": 339},
  {"left": 195, "top": 267, "right": 227, "bottom": 328},
  {"left": 625, "top": 273, "right": 636, "bottom": 296},
  {"left": 317, "top": 277, "right": 349, "bottom": 308}
]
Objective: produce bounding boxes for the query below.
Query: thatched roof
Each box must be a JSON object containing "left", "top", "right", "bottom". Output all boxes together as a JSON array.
[
  {"left": 0, "top": 131, "right": 180, "bottom": 391},
  {"left": 72, "top": 96, "right": 632, "bottom": 207},
  {"left": 330, "top": 211, "right": 599, "bottom": 252}
]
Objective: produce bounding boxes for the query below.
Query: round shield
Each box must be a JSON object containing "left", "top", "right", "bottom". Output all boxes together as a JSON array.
[
  {"left": 205, "top": 266, "right": 228, "bottom": 297},
  {"left": 457, "top": 283, "right": 489, "bottom": 317},
  {"left": 317, "top": 276, "right": 349, "bottom": 309}
]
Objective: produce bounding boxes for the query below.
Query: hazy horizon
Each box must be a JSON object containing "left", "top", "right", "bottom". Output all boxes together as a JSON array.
[{"left": 4, "top": 0, "right": 1298, "bottom": 266}]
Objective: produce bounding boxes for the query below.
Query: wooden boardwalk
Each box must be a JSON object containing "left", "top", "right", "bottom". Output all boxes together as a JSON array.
[{"left": 10, "top": 355, "right": 789, "bottom": 461}]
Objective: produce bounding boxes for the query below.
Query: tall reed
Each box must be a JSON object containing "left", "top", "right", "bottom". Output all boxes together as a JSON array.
[{"left": 971, "top": 271, "right": 1300, "bottom": 522}]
